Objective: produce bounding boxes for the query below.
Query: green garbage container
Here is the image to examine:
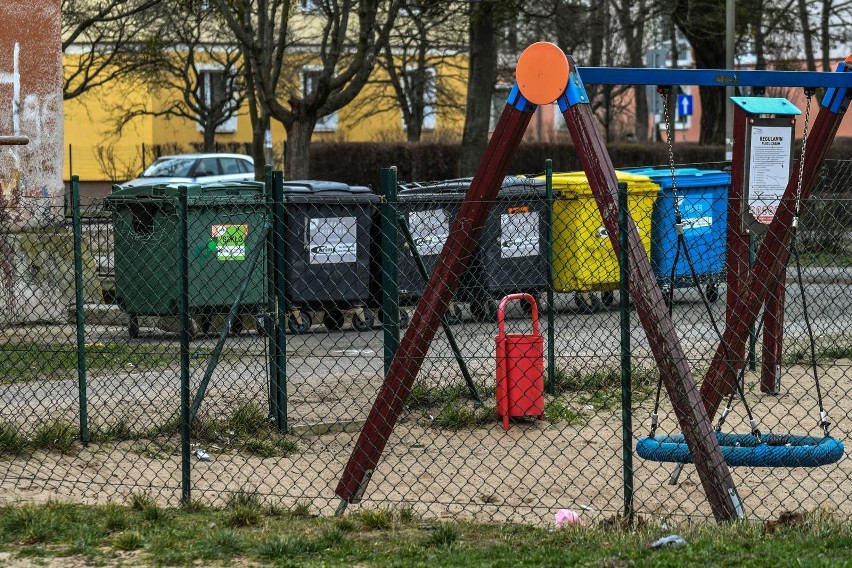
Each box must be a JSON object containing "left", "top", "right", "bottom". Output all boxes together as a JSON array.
[{"left": 107, "top": 181, "right": 268, "bottom": 337}]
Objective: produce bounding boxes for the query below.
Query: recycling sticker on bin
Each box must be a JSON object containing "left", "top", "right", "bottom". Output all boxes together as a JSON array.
[
  {"left": 409, "top": 209, "right": 449, "bottom": 256},
  {"left": 309, "top": 216, "right": 357, "bottom": 264},
  {"left": 500, "top": 208, "right": 540, "bottom": 258},
  {"left": 211, "top": 224, "right": 248, "bottom": 261}
]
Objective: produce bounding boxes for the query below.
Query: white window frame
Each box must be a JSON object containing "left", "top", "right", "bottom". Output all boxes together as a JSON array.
[
  {"left": 301, "top": 0, "right": 321, "bottom": 13},
  {"left": 302, "top": 66, "right": 338, "bottom": 132},
  {"left": 196, "top": 63, "right": 238, "bottom": 133},
  {"left": 401, "top": 66, "right": 437, "bottom": 132}
]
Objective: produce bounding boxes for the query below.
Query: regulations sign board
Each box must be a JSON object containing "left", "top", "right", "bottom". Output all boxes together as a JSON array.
[{"left": 734, "top": 96, "right": 800, "bottom": 235}]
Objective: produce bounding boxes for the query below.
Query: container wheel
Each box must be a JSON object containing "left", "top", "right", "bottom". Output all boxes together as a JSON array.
[
  {"left": 352, "top": 308, "right": 375, "bottom": 332},
  {"left": 445, "top": 304, "right": 464, "bottom": 325},
  {"left": 128, "top": 316, "right": 139, "bottom": 338},
  {"left": 601, "top": 291, "right": 615, "bottom": 307},
  {"left": 230, "top": 312, "right": 246, "bottom": 335},
  {"left": 324, "top": 308, "right": 345, "bottom": 331},
  {"left": 399, "top": 308, "right": 411, "bottom": 328},
  {"left": 574, "top": 292, "right": 602, "bottom": 314},
  {"left": 706, "top": 284, "right": 720, "bottom": 303},
  {"left": 471, "top": 298, "right": 497, "bottom": 323},
  {"left": 288, "top": 310, "right": 313, "bottom": 334},
  {"left": 521, "top": 294, "right": 540, "bottom": 314}
]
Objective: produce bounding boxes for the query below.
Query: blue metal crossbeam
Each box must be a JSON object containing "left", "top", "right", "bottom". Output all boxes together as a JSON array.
[{"left": 576, "top": 67, "right": 852, "bottom": 88}]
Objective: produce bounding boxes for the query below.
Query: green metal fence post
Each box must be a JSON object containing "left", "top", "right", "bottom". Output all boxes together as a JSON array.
[
  {"left": 618, "top": 181, "right": 634, "bottom": 522},
  {"left": 71, "top": 176, "right": 89, "bottom": 446},
  {"left": 265, "top": 165, "right": 278, "bottom": 420},
  {"left": 546, "top": 159, "right": 556, "bottom": 395},
  {"left": 177, "top": 185, "right": 191, "bottom": 504},
  {"left": 272, "top": 171, "right": 288, "bottom": 432},
  {"left": 748, "top": 235, "right": 757, "bottom": 371},
  {"left": 381, "top": 167, "right": 400, "bottom": 375}
]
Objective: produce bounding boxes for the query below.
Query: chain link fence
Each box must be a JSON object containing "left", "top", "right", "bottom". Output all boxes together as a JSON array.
[{"left": 2, "top": 160, "right": 852, "bottom": 526}]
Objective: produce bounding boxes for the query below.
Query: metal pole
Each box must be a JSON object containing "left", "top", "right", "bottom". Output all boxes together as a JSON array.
[
  {"left": 264, "top": 165, "right": 277, "bottom": 420},
  {"left": 748, "top": 236, "right": 757, "bottom": 371},
  {"left": 545, "top": 159, "right": 556, "bottom": 395},
  {"left": 397, "top": 215, "right": 482, "bottom": 405},
  {"left": 272, "top": 171, "right": 288, "bottom": 431},
  {"left": 68, "top": 144, "right": 73, "bottom": 180},
  {"left": 177, "top": 185, "right": 191, "bottom": 504},
  {"left": 380, "top": 167, "right": 400, "bottom": 375},
  {"left": 71, "top": 176, "right": 89, "bottom": 446},
  {"left": 618, "top": 182, "right": 633, "bottom": 522},
  {"left": 725, "top": 0, "right": 735, "bottom": 160}
]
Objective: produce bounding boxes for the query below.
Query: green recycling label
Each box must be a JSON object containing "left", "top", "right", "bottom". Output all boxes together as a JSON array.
[{"left": 211, "top": 224, "right": 247, "bottom": 260}]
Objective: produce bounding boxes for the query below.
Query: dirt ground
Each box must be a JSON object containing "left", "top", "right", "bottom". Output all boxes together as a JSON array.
[{"left": 2, "top": 355, "right": 850, "bottom": 527}]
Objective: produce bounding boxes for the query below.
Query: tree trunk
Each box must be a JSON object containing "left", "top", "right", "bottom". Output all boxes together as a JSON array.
[
  {"left": 243, "top": 54, "right": 267, "bottom": 179},
  {"left": 820, "top": 0, "right": 831, "bottom": 71},
  {"left": 458, "top": 0, "right": 497, "bottom": 177},
  {"left": 798, "top": 0, "right": 816, "bottom": 71},
  {"left": 284, "top": 119, "right": 315, "bottom": 180},
  {"left": 616, "top": 0, "right": 648, "bottom": 140},
  {"left": 203, "top": 123, "right": 216, "bottom": 153},
  {"left": 672, "top": 0, "right": 727, "bottom": 145}
]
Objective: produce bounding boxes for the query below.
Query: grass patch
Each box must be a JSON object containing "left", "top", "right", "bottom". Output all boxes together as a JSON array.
[
  {"left": 432, "top": 402, "right": 495, "bottom": 430},
  {"left": 0, "top": 342, "right": 181, "bottom": 384},
  {"left": 0, "top": 422, "right": 28, "bottom": 455},
  {"left": 543, "top": 397, "right": 586, "bottom": 425},
  {"left": 0, "top": 502, "right": 851, "bottom": 566},
  {"left": 784, "top": 341, "right": 852, "bottom": 365},
  {"left": 31, "top": 420, "right": 77, "bottom": 454}
]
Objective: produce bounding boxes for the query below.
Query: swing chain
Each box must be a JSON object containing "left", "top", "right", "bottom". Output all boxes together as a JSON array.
[
  {"left": 793, "top": 89, "right": 814, "bottom": 223},
  {"left": 659, "top": 87, "right": 683, "bottom": 230}
]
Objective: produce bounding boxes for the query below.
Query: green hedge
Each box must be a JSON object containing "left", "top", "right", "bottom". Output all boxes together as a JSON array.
[{"left": 308, "top": 138, "right": 852, "bottom": 188}]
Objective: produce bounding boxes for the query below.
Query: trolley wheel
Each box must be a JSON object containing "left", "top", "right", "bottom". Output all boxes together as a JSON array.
[
  {"left": 352, "top": 308, "right": 375, "bottom": 332},
  {"left": 287, "top": 310, "right": 313, "bottom": 334},
  {"left": 705, "top": 284, "right": 720, "bottom": 303},
  {"left": 574, "top": 292, "right": 602, "bottom": 314},
  {"left": 255, "top": 314, "right": 269, "bottom": 337},
  {"left": 601, "top": 291, "right": 615, "bottom": 307},
  {"left": 324, "top": 308, "right": 345, "bottom": 331},
  {"left": 399, "top": 308, "right": 410, "bottom": 328},
  {"left": 128, "top": 316, "right": 139, "bottom": 338},
  {"left": 471, "top": 298, "right": 498, "bottom": 323},
  {"left": 199, "top": 312, "right": 213, "bottom": 336},
  {"left": 230, "top": 312, "right": 246, "bottom": 335},
  {"left": 445, "top": 304, "right": 464, "bottom": 325}
]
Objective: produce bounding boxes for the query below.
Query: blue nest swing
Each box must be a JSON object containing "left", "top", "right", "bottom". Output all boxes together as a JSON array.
[{"left": 637, "top": 432, "right": 844, "bottom": 468}]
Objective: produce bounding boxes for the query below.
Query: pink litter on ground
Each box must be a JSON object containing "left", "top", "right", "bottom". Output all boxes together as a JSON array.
[{"left": 555, "top": 509, "right": 583, "bottom": 527}]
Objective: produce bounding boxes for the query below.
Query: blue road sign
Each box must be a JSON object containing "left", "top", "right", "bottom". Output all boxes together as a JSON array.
[{"left": 677, "top": 94, "right": 693, "bottom": 117}]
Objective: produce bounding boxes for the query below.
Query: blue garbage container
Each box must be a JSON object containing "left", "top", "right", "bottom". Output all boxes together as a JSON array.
[{"left": 624, "top": 168, "right": 730, "bottom": 301}]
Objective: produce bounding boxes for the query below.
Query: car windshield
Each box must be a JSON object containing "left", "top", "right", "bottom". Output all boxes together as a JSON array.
[{"left": 140, "top": 157, "right": 195, "bottom": 178}]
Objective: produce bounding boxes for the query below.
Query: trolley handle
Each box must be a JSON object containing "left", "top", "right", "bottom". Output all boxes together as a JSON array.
[{"left": 497, "top": 293, "right": 540, "bottom": 337}]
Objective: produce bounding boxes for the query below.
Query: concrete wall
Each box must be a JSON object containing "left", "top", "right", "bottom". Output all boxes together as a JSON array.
[{"left": 0, "top": 0, "right": 64, "bottom": 230}]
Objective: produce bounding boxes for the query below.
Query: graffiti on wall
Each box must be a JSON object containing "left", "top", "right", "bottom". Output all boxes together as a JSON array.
[{"left": 0, "top": 20, "right": 64, "bottom": 231}]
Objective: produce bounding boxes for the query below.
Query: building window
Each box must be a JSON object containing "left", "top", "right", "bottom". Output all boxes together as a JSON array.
[
  {"left": 198, "top": 67, "right": 237, "bottom": 133},
  {"left": 402, "top": 67, "right": 436, "bottom": 131},
  {"left": 302, "top": 68, "right": 338, "bottom": 132},
  {"left": 301, "top": 0, "right": 321, "bottom": 13}
]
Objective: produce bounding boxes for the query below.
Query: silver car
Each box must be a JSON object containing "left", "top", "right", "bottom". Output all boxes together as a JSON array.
[{"left": 123, "top": 153, "right": 255, "bottom": 186}]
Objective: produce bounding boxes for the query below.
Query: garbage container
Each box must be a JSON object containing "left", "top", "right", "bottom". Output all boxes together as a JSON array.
[
  {"left": 281, "top": 180, "right": 379, "bottom": 333},
  {"left": 396, "top": 176, "right": 549, "bottom": 322},
  {"left": 107, "top": 181, "right": 268, "bottom": 337},
  {"left": 542, "top": 171, "right": 657, "bottom": 312},
  {"left": 623, "top": 167, "right": 730, "bottom": 301}
]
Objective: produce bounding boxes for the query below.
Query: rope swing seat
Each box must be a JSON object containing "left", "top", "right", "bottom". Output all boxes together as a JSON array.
[
  {"left": 637, "top": 433, "right": 844, "bottom": 468},
  {"left": 637, "top": 89, "right": 844, "bottom": 473}
]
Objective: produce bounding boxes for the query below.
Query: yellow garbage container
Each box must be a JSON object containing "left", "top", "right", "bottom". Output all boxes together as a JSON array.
[{"left": 539, "top": 171, "right": 658, "bottom": 311}]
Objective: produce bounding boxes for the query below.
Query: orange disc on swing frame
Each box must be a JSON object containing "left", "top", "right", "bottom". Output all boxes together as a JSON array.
[{"left": 515, "top": 42, "right": 570, "bottom": 105}]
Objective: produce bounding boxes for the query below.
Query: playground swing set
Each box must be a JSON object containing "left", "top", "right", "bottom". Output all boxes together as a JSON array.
[{"left": 334, "top": 42, "right": 852, "bottom": 523}]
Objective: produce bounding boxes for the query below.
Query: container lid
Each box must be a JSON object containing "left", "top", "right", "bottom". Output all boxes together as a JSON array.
[
  {"left": 621, "top": 168, "right": 730, "bottom": 190},
  {"left": 281, "top": 180, "right": 378, "bottom": 202},
  {"left": 399, "top": 176, "right": 545, "bottom": 197},
  {"left": 540, "top": 170, "right": 659, "bottom": 196},
  {"left": 108, "top": 181, "right": 265, "bottom": 201}
]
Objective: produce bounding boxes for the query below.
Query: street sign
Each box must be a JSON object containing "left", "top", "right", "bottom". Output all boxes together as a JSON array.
[{"left": 677, "top": 94, "right": 693, "bottom": 117}]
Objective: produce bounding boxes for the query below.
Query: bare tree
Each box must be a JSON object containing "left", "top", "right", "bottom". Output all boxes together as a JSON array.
[
  {"left": 111, "top": 0, "right": 245, "bottom": 152},
  {"left": 351, "top": 1, "right": 468, "bottom": 142},
  {"left": 62, "top": 0, "right": 161, "bottom": 100},
  {"left": 213, "top": 0, "right": 402, "bottom": 180}
]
